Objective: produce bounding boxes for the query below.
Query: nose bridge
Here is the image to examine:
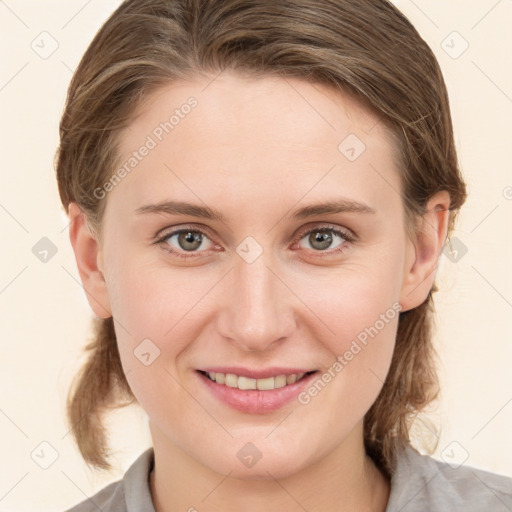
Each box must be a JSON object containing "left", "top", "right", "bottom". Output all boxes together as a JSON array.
[{"left": 217, "top": 247, "right": 295, "bottom": 351}]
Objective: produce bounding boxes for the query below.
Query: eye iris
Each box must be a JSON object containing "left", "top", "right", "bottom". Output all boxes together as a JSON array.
[
  {"left": 178, "top": 231, "right": 203, "bottom": 251},
  {"left": 310, "top": 230, "right": 332, "bottom": 250}
]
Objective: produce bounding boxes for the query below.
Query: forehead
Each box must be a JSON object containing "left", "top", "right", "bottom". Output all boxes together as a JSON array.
[
  {"left": 110, "top": 72, "right": 401, "bottom": 218},
  {"left": 121, "top": 71, "right": 390, "bottom": 153}
]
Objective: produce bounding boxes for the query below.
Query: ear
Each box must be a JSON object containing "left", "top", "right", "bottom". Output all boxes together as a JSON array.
[
  {"left": 68, "top": 202, "right": 112, "bottom": 318},
  {"left": 399, "top": 190, "right": 451, "bottom": 312}
]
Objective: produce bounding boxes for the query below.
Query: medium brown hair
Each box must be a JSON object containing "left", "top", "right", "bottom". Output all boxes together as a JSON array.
[{"left": 55, "top": 0, "right": 467, "bottom": 475}]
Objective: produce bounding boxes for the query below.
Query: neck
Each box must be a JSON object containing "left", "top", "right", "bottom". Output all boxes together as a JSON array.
[{"left": 149, "top": 423, "right": 390, "bottom": 512}]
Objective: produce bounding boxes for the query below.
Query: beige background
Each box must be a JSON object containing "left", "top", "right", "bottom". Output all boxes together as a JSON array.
[{"left": 0, "top": 1, "right": 511, "bottom": 510}]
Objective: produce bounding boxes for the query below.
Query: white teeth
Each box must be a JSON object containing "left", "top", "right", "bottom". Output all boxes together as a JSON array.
[
  {"left": 225, "top": 373, "right": 238, "bottom": 388},
  {"left": 274, "top": 375, "right": 287, "bottom": 388},
  {"left": 206, "top": 371, "right": 309, "bottom": 390},
  {"left": 286, "top": 374, "right": 297, "bottom": 385},
  {"left": 238, "top": 376, "right": 257, "bottom": 390},
  {"left": 257, "top": 377, "right": 275, "bottom": 391}
]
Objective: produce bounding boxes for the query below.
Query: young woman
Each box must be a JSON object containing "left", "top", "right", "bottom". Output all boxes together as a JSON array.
[{"left": 57, "top": 0, "right": 512, "bottom": 510}]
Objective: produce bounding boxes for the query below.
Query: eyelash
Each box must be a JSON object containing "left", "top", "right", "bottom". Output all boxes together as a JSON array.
[{"left": 154, "top": 224, "right": 356, "bottom": 260}]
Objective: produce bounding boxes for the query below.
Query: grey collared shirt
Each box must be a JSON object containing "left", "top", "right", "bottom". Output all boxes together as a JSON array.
[{"left": 64, "top": 443, "right": 512, "bottom": 511}]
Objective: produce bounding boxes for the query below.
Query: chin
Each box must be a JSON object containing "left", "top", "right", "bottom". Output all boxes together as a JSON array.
[
  {"left": 218, "top": 458, "right": 308, "bottom": 481},
  {"left": 199, "top": 442, "right": 315, "bottom": 481}
]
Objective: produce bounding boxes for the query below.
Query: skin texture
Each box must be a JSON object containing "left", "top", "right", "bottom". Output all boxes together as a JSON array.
[{"left": 69, "top": 72, "right": 450, "bottom": 512}]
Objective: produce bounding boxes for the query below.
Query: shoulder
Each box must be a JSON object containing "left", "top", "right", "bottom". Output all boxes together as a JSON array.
[
  {"left": 386, "top": 442, "right": 512, "bottom": 511},
  {"left": 64, "top": 480, "right": 124, "bottom": 512},
  {"left": 63, "top": 448, "right": 155, "bottom": 512}
]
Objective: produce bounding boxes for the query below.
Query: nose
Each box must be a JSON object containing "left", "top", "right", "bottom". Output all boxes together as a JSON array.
[{"left": 216, "top": 248, "right": 297, "bottom": 352}]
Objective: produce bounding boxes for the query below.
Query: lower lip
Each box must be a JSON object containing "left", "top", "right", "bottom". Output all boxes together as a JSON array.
[{"left": 197, "top": 371, "right": 318, "bottom": 414}]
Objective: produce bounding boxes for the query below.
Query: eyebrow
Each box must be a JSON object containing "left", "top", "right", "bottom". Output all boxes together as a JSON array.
[{"left": 134, "top": 198, "right": 376, "bottom": 221}]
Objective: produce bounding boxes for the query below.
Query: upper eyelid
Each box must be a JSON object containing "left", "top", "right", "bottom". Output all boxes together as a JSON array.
[
  {"left": 295, "top": 224, "right": 354, "bottom": 240},
  {"left": 155, "top": 224, "right": 217, "bottom": 243}
]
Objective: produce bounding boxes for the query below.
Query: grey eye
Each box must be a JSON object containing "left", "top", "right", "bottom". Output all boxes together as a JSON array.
[
  {"left": 164, "top": 230, "right": 213, "bottom": 252},
  {"left": 299, "top": 229, "right": 345, "bottom": 251}
]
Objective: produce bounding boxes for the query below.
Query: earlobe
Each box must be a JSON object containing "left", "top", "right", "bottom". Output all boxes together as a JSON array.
[
  {"left": 399, "top": 191, "right": 451, "bottom": 312},
  {"left": 68, "top": 202, "right": 112, "bottom": 318}
]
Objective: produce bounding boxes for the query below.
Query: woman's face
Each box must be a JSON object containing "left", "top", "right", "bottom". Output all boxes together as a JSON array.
[{"left": 95, "top": 72, "right": 420, "bottom": 478}]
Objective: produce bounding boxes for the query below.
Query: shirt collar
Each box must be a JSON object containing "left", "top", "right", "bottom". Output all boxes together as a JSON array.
[{"left": 121, "top": 441, "right": 463, "bottom": 511}]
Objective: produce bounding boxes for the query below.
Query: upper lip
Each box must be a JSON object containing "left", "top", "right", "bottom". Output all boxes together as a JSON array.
[{"left": 198, "top": 367, "right": 316, "bottom": 379}]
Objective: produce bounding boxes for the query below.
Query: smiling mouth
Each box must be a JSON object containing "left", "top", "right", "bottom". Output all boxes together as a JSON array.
[{"left": 198, "top": 370, "right": 317, "bottom": 391}]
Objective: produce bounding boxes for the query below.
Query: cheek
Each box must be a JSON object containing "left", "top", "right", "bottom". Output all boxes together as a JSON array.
[
  {"left": 312, "top": 283, "right": 399, "bottom": 402},
  {"left": 294, "top": 249, "right": 403, "bottom": 406},
  {"left": 105, "top": 262, "right": 203, "bottom": 425},
  {"left": 295, "top": 278, "right": 400, "bottom": 447},
  {"left": 301, "top": 250, "right": 404, "bottom": 352},
  {"left": 104, "top": 256, "right": 222, "bottom": 398},
  {"left": 104, "top": 246, "right": 209, "bottom": 337}
]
